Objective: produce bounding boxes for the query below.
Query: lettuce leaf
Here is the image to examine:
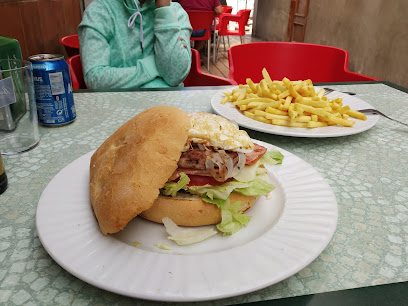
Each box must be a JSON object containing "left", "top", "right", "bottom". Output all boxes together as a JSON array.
[
  {"left": 234, "top": 178, "right": 275, "bottom": 197},
  {"left": 260, "top": 150, "right": 284, "bottom": 165},
  {"left": 216, "top": 201, "right": 252, "bottom": 235},
  {"left": 187, "top": 181, "right": 252, "bottom": 201},
  {"left": 188, "top": 178, "right": 274, "bottom": 204},
  {"left": 161, "top": 172, "right": 190, "bottom": 197}
]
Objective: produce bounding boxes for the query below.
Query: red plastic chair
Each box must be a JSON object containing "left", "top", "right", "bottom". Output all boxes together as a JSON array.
[
  {"left": 213, "top": 6, "right": 233, "bottom": 31},
  {"left": 216, "top": 9, "right": 251, "bottom": 60},
  {"left": 59, "top": 34, "right": 80, "bottom": 58},
  {"left": 66, "top": 54, "right": 87, "bottom": 89},
  {"left": 183, "top": 49, "right": 237, "bottom": 87},
  {"left": 228, "top": 42, "right": 381, "bottom": 84},
  {"left": 186, "top": 10, "right": 215, "bottom": 72}
]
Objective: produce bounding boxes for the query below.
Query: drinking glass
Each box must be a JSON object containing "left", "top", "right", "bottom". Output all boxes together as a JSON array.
[{"left": 0, "top": 59, "right": 40, "bottom": 155}]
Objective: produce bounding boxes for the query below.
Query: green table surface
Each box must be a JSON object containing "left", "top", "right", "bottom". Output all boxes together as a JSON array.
[{"left": 1, "top": 81, "right": 407, "bottom": 305}]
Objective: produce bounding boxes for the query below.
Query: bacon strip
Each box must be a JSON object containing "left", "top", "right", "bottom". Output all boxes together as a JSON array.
[{"left": 171, "top": 144, "right": 268, "bottom": 181}]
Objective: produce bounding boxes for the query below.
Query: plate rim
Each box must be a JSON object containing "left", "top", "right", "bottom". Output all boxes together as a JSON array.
[
  {"left": 35, "top": 141, "right": 338, "bottom": 302},
  {"left": 211, "top": 87, "right": 379, "bottom": 138}
]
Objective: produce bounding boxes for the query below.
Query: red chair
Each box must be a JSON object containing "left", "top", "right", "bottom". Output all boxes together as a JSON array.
[
  {"left": 183, "top": 49, "right": 237, "bottom": 87},
  {"left": 59, "top": 34, "right": 80, "bottom": 58},
  {"left": 213, "top": 6, "right": 233, "bottom": 31},
  {"left": 216, "top": 9, "right": 251, "bottom": 60},
  {"left": 186, "top": 10, "right": 215, "bottom": 71},
  {"left": 67, "top": 54, "right": 87, "bottom": 89},
  {"left": 228, "top": 42, "right": 381, "bottom": 84}
]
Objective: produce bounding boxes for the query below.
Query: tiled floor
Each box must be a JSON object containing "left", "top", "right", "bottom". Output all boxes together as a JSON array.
[{"left": 198, "top": 33, "right": 263, "bottom": 79}]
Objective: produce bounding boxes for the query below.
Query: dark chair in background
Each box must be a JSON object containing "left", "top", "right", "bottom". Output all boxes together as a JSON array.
[{"left": 228, "top": 42, "right": 381, "bottom": 84}]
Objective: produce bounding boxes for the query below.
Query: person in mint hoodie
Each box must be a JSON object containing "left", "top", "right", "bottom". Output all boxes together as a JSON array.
[{"left": 78, "top": 0, "right": 192, "bottom": 89}]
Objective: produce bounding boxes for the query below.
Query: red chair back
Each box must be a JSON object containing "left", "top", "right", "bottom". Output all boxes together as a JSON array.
[
  {"left": 183, "top": 49, "right": 237, "bottom": 87},
  {"left": 59, "top": 34, "right": 80, "bottom": 57},
  {"left": 222, "top": 6, "right": 233, "bottom": 14},
  {"left": 218, "top": 9, "right": 251, "bottom": 37},
  {"left": 228, "top": 42, "right": 380, "bottom": 84},
  {"left": 66, "top": 54, "right": 87, "bottom": 89},
  {"left": 185, "top": 10, "right": 214, "bottom": 41}
]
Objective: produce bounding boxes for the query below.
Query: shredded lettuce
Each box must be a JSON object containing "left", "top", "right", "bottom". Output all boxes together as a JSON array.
[
  {"left": 216, "top": 201, "right": 252, "bottom": 235},
  {"left": 162, "top": 172, "right": 190, "bottom": 197},
  {"left": 154, "top": 243, "right": 172, "bottom": 250},
  {"left": 162, "top": 217, "right": 217, "bottom": 245}
]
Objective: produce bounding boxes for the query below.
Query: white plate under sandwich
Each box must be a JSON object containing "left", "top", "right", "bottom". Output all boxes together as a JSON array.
[
  {"left": 36, "top": 141, "right": 338, "bottom": 302},
  {"left": 211, "top": 87, "right": 379, "bottom": 137}
]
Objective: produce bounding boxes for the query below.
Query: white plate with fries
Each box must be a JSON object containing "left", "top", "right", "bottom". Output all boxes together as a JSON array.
[{"left": 211, "top": 79, "right": 379, "bottom": 137}]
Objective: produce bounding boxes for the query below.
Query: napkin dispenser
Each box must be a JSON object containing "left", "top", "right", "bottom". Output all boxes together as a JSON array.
[{"left": 0, "top": 36, "right": 26, "bottom": 131}]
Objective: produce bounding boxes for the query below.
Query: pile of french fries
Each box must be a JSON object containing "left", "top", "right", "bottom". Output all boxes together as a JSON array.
[{"left": 221, "top": 68, "right": 367, "bottom": 128}]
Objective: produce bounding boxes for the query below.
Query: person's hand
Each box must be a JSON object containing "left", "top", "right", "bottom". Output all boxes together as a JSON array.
[{"left": 155, "top": 0, "right": 170, "bottom": 7}]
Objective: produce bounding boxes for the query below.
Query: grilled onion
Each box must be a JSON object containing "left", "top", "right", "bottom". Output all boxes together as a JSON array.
[{"left": 205, "top": 150, "right": 247, "bottom": 182}]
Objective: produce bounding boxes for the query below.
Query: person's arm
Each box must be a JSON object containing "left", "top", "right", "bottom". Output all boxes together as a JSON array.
[
  {"left": 153, "top": 4, "right": 192, "bottom": 86},
  {"left": 78, "top": 1, "right": 160, "bottom": 89},
  {"left": 214, "top": 0, "right": 223, "bottom": 15},
  {"left": 214, "top": 5, "right": 223, "bottom": 15}
]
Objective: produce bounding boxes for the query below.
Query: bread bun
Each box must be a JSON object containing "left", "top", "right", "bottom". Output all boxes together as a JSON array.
[
  {"left": 140, "top": 192, "right": 257, "bottom": 226},
  {"left": 89, "top": 106, "right": 190, "bottom": 235}
]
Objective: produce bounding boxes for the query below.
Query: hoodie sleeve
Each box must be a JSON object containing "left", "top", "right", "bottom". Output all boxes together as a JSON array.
[
  {"left": 153, "top": 5, "right": 192, "bottom": 86},
  {"left": 78, "top": 0, "right": 160, "bottom": 89}
]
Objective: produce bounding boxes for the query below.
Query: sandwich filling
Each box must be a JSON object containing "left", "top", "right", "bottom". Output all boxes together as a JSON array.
[{"left": 160, "top": 112, "right": 284, "bottom": 235}]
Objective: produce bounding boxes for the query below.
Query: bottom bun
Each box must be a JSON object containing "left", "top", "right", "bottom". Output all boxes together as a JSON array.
[{"left": 140, "top": 192, "right": 257, "bottom": 226}]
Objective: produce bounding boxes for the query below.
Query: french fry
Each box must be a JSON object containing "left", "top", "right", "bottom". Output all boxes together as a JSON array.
[
  {"left": 246, "top": 78, "right": 257, "bottom": 93},
  {"left": 271, "top": 119, "right": 308, "bottom": 128},
  {"left": 265, "top": 106, "right": 288, "bottom": 116},
  {"left": 307, "top": 121, "right": 329, "bottom": 128},
  {"left": 243, "top": 111, "right": 255, "bottom": 119},
  {"left": 347, "top": 110, "right": 367, "bottom": 120},
  {"left": 294, "top": 116, "right": 312, "bottom": 123},
  {"left": 294, "top": 103, "right": 332, "bottom": 119},
  {"left": 261, "top": 68, "right": 273, "bottom": 87},
  {"left": 254, "top": 116, "right": 271, "bottom": 124}
]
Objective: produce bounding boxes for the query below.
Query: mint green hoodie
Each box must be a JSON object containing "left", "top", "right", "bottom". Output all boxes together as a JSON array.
[{"left": 78, "top": 0, "right": 192, "bottom": 89}]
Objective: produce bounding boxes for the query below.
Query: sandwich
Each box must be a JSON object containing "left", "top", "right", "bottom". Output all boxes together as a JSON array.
[{"left": 90, "top": 106, "right": 283, "bottom": 236}]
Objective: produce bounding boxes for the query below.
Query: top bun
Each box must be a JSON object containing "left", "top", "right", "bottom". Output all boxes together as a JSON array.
[{"left": 89, "top": 106, "right": 190, "bottom": 235}]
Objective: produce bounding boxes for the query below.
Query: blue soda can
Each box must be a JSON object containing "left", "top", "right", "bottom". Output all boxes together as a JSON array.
[{"left": 29, "top": 54, "right": 76, "bottom": 126}]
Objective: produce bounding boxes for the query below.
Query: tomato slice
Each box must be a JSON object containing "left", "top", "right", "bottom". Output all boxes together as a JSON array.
[
  {"left": 245, "top": 143, "right": 267, "bottom": 165},
  {"left": 187, "top": 175, "right": 233, "bottom": 186}
]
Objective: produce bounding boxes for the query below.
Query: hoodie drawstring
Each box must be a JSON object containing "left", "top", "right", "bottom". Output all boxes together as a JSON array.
[{"left": 127, "top": 0, "right": 144, "bottom": 53}]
